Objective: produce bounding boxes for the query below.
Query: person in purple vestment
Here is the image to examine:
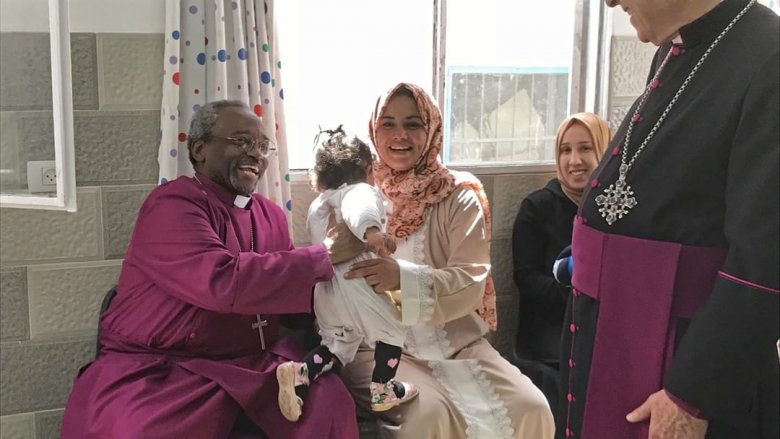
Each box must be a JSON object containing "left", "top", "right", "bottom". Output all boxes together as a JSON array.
[
  {"left": 558, "top": 0, "right": 779, "bottom": 438},
  {"left": 61, "top": 100, "right": 364, "bottom": 439}
]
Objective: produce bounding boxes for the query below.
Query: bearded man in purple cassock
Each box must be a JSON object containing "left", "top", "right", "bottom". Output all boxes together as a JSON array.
[{"left": 61, "top": 100, "right": 363, "bottom": 439}]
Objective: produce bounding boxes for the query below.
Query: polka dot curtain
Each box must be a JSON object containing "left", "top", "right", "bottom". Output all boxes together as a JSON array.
[{"left": 158, "top": 0, "right": 293, "bottom": 223}]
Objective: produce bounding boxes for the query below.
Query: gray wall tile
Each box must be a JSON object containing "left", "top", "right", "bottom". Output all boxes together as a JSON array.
[
  {"left": 475, "top": 174, "right": 494, "bottom": 204},
  {"left": 0, "top": 33, "right": 98, "bottom": 111},
  {"left": 0, "top": 413, "right": 35, "bottom": 439},
  {"left": 490, "top": 173, "right": 555, "bottom": 234},
  {"left": 73, "top": 111, "right": 160, "bottom": 185},
  {"left": 0, "top": 338, "right": 94, "bottom": 415},
  {"left": 0, "top": 33, "right": 52, "bottom": 111},
  {"left": 101, "top": 185, "right": 155, "bottom": 259},
  {"left": 98, "top": 34, "right": 164, "bottom": 110},
  {"left": 27, "top": 261, "right": 122, "bottom": 339},
  {"left": 609, "top": 102, "right": 632, "bottom": 134},
  {"left": 16, "top": 112, "right": 56, "bottom": 189},
  {"left": 0, "top": 267, "right": 29, "bottom": 342},
  {"left": 290, "top": 181, "right": 317, "bottom": 246},
  {"left": 17, "top": 110, "right": 161, "bottom": 186},
  {"left": 490, "top": 236, "right": 514, "bottom": 298},
  {"left": 0, "top": 112, "right": 21, "bottom": 190},
  {"left": 70, "top": 34, "right": 99, "bottom": 110},
  {"left": 0, "top": 188, "right": 102, "bottom": 265},
  {"left": 609, "top": 37, "right": 657, "bottom": 99},
  {"left": 35, "top": 409, "right": 63, "bottom": 439}
]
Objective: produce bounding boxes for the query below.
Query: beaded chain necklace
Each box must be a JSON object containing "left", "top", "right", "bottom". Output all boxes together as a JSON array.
[{"left": 595, "top": 0, "right": 756, "bottom": 225}]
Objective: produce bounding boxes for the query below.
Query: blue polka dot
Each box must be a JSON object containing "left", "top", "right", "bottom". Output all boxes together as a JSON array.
[
  {"left": 193, "top": 104, "right": 201, "bottom": 112},
  {"left": 172, "top": 30, "right": 180, "bottom": 40},
  {"left": 285, "top": 200, "right": 292, "bottom": 211},
  {"left": 226, "top": 54, "right": 232, "bottom": 61},
  {"left": 189, "top": 5, "right": 198, "bottom": 14},
  {"left": 279, "top": 88, "right": 284, "bottom": 100},
  {"left": 196, "top": 52, "right": 206, "bottom": 65},
  {"left": 170, "top": 149, "right": 178, "bottom": 157},
  {"left": 264, "top": 98, "right": 270, "bottom": 104},
  {"left": 169, "top": 55, "right": 178, "bottom": 65},
  {"left": 231, "top": 1, "right": 238, "bottom": 9},
  {"left": 170, "top": 115, "right": 176, "bottom": 121},
  {"left": 161, "top": 177, "right": 169, "bottom": 184},
  {"left": 237, "top": 48, "right": 247, "bottom": 60},
  {"left": 260, "top": 71, "right": 271, "bottom": 84},
  {"left": 217, "top": 49, "right": 227, "bottom": 62}
]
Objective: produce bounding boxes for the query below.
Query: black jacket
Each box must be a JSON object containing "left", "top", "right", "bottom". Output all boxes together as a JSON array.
[{"left": 512, "top": 178, "right": 576, "bottom": 363}]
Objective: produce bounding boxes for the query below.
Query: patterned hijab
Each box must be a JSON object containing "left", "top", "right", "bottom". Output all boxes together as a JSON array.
[
  {"left": 554, "top": 112, "right": 611, "bottom": 205},
  {"left": 369, "top": 83, "right": 497, "bottom": 330}
]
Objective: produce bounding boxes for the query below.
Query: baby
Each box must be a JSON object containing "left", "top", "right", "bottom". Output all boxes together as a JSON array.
[{"left": 276, "top": 126, "right": 417, "bottom": 422}]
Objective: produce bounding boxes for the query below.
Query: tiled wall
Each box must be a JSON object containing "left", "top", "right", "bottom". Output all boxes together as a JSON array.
[
  {"left": 0, "top": 32, "right": 163, "bottom": 439},
  {"left": 0, "top": 31, "right": 655, "bottom": 439}
]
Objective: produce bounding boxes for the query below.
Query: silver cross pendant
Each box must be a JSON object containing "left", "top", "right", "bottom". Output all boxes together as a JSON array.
[
  {"left": 251, "top": 314, "right": 268, "bottom": 350},
  {"left": 595, "top": 168, "right": 637, "bottom": 225}
]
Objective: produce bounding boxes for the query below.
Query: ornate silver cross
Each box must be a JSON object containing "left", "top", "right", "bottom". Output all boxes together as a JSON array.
[
  {"left": 595, "top": 165, "right": 637, "bottom": 225},
  {"left": 252, "top": 314, "right": 268, "bottom": 350}
]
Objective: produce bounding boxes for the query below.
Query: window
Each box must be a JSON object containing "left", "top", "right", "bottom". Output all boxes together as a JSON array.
[
  {"left": 0, "top": 0, "right": 77, "bottom": 211},
  {"left": 443, "top": 1, "right": 575, "bottom": 166},
  {"left": 278, "top": 0, "right": 591, "bottom": 170},
  {"left": 277, "top": 0, "right": 432, "bottom": 170}
]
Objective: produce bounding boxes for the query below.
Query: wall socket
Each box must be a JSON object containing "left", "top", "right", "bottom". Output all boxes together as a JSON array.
[{"left": 27, "top": 160, "right": 58, "bottom": 193}]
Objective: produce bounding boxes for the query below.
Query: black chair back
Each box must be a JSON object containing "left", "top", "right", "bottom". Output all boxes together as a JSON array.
[{"left": 95, "top": 286, "right": 118, "bottom": 358}]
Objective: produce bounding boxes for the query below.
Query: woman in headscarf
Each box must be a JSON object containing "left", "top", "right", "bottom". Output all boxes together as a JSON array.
[
  {"left": 342, "top": 82, "right": 555, "bottom": 438},
  {"left": 510, "top": 113, "right": 610, "bottom": 423}
]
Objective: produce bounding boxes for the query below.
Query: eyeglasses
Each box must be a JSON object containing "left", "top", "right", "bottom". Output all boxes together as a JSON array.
[{"left": 212, "top": 135, "right": 277, "bottom": 158}]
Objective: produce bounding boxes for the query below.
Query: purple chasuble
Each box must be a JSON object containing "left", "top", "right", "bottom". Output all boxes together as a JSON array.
[
  {"left": 61, "top": 175, "right": 357, "bottom": 439},
  {"left": 567, "top": 218, "right": 725, "bottom": 439}
]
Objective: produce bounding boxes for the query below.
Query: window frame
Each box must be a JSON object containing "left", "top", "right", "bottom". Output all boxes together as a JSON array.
[
  {"left": 0, "top": 0, "right": 77, "bottom": 212},
  {"left": 434, "top": 0, "right": 610, "bottom": 173}
]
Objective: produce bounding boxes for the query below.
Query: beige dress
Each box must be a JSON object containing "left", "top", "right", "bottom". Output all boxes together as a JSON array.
[{"left": 341, "top": 173, "right": 555, "bottom": 439}]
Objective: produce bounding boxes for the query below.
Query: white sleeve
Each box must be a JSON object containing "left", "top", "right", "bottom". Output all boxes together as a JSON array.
[{"left": 340, "top": 183, "right": 385, "bottom": 242}]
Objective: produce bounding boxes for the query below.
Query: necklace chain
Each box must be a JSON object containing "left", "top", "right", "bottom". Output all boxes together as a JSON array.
[
  {"left": 193, "top": 174, "right": 263, "bottom": 350},
  {"left": 596, "top": 0, "right": 756, "bottom": 225}
]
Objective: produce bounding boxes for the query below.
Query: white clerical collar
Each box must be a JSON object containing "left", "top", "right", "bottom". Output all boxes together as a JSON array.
[{"left": 234, "top": 195, "right": 251, "bottom": 208}]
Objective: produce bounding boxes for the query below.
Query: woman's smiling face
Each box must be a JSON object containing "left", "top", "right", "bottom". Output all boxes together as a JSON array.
[{"left": 374, "top": 94, "right": 427, "bottom": 172}]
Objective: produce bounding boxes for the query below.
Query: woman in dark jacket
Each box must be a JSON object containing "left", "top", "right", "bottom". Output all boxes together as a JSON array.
[{"left": 511, "top": 112, "right": 610, "bottom": 419}]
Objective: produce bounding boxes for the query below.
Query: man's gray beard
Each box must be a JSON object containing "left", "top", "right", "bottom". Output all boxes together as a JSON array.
[{"left": 229, "top": 162, "right": 256, "bottom": 196}]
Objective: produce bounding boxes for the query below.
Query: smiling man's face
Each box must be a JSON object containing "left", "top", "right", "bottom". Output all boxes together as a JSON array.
[{"left": 192, "top": 106, "right": 269, "bottom": 196}]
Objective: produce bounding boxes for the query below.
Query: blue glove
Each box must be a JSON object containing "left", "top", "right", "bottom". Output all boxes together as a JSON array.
[{"left": 552, "top": 245, "right": 573, "bottom": 286}]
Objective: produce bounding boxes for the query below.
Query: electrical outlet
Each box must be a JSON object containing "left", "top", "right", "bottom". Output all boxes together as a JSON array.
[{"left": 26, "top": 160, "right": 57, "bottom": 193}]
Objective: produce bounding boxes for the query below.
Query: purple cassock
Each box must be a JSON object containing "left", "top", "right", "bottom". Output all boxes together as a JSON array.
[
  {"left": 557, "top": 2, "right": 779, "bottom": 438},
  {"left": 61, "top": 174, "right": 359, "bottom": 439}
]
